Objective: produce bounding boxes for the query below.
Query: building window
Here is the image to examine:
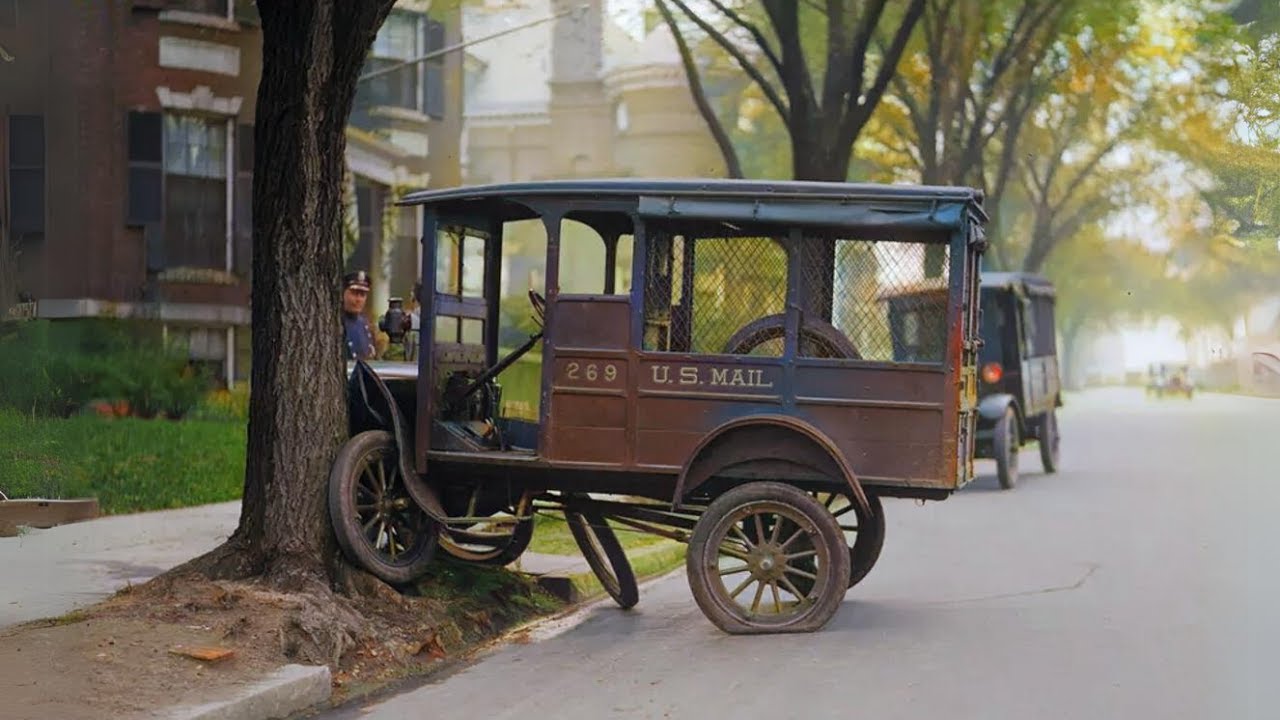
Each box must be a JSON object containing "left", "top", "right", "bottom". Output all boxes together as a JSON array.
[
  {"left": 128, "top": 112, "right": 164, "bottom": 224},
  {"left": 131, "top": 110, "right": 237, "bottom": 273},
  {"left": 167, "top": 0, "right": 231, "bottom": 18},
  {"left": 7, "top": 115, "right": 45, "bottom": 238},
  {"left": 355, "top": 11, "right": 446, "bottom": 120},
  {"left": 163, "top": 114, "right": 229, "bottom": 270},
  {"left": 423, "top": 18, "right": 446, "bottom": 119}
]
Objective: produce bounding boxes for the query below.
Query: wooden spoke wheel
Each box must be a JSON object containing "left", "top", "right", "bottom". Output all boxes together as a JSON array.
[
  {"left": 328, "top": 431, "right": 438, "bottom": 585},
  {"left": 743, "top": 490, "right": 884, "bottom": 596},
  {"left": 687, "top": 483, "right": 850, "bottom": 634},
  {"left": 565, "top": 504, "right": 639, "bottom": 609}
]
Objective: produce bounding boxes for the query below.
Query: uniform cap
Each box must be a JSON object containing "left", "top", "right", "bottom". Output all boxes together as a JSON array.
[{"left": 344, "top": 270, "right": 371, "bottom": 291}]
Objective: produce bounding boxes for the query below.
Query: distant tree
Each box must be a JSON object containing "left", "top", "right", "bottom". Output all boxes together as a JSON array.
[
  {"left": 859, "top": 0, "right": 1147, "bottom": 273},
  {"left": 1176, "top": 9, "right": 1279, "bottom": 252},
  {"left": 1044, "top": 226, "right": 1166, "bottom": 388},
  {"left": 655, "top": 0, "right": 927, "bottom": 182},
  {"left": 863, "top": 0, "right": 1069, "bottom": 213}
]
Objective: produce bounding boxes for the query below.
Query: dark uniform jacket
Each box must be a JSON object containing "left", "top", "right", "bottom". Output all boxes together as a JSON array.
[{"left": 344, "top": 313, "right": 375, "bottom": 360}]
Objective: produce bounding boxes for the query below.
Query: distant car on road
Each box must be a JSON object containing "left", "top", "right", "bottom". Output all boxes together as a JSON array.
[
  {"left": 974, "top": 272, "right": 1062, "bottom": 489},
  {"left": 1146, "top": 363, "right": 1194, "bottom": 399}
]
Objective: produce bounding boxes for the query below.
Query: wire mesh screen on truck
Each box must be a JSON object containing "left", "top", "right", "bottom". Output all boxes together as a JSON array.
[
  {"left": 815, "top": 239, "right": 950, "bottom": 364},
  {"left": 642, "top": 229, "right": 951, "bottom": 364}
]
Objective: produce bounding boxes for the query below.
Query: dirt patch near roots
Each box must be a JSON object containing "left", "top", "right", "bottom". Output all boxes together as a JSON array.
[{"left": 0, "top": 563, "right": 561, "bottom": 719}]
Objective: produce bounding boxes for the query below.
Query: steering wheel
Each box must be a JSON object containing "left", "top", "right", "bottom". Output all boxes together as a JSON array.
[{"left": 528, "top": 289, "right": 546, "bottom": 329}]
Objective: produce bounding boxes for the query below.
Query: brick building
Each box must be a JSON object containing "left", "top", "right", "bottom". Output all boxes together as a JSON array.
[{"left": 0, "top": 0, "right": 463, "bottom": 384}]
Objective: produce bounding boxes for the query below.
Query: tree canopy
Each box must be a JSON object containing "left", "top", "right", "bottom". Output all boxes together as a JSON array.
[{"left": 660, "top": 0, "right": 1277, "bottom": 352}]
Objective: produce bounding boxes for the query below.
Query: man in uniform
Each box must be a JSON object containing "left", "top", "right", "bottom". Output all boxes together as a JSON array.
[{"left": 342, "top": 270, "right": 376, "bottom": 360}]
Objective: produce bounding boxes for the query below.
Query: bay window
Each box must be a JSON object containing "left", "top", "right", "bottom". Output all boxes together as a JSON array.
[{"left": 354, "top": 10, "right": 446, "bottom": 122}]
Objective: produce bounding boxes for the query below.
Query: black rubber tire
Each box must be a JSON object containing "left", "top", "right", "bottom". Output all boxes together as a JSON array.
[
  {"left": 565, "top": 508, "right": 639, "bottom": 609},
  {"left": 846, "top": 492, "right": 885, "bottom": 588},
  {"left": 328, "top": 430, "right": 439, "bottom": 585},
  {"left": 687, "top": 482, "right": 850, "bottom": 635},
  {"left": 791, "top": 492, "right": 885, "bottom": 592},
  {"left": 1038, "top": 410, "right": 1060, "bottom": 474},
  {"left": 994, "top": 407, "right": 1020, "bottom": 490},
  {"left": 439, "top": 516, "right": 535, "bottom": 566}
]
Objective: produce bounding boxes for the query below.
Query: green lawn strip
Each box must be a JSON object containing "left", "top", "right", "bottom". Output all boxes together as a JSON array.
[
  {"left": 494, "top": 352, "right": 541, "bottom": 419},
  {"left": 568, "top": 541, "right": 687, "bottom": 600},
  {"left": 0, "top": 410, "right": 245, "bottom": 514},
  {"left": 527, "top": 511, "right": 671, "bottom": 555}
]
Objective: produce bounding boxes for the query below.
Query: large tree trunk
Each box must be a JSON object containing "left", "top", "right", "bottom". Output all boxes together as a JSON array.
[
  {"left": 791, "top": 143, "right": 847, "bottom": 319},
  {"left": 195, "top": 0, "right": 397, "bottom": 590}
]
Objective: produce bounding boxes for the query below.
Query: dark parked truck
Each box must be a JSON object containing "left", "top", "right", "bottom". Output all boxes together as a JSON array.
[
  {"left": 974, "top": 272, "right": 1062, "bottom": 489},
  {"left": 332, "top": 179, "right": 988, "bottom": 634}
]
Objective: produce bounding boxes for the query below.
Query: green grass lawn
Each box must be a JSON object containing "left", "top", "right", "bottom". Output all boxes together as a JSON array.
[
  {"left": 527, "top": 511, "right": 671, "bottom": 555},
  {"left": 0, "top": 410, "right": 245, "bottom": 514},
  {"left": 1, "top": 405, "right": 674, "bottom": 562},
  {"left": 495, "top": 352, "right": 541, "bottom": 420}
]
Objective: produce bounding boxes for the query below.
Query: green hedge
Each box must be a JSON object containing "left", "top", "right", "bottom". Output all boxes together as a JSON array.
[{"left": 0, "top": 319, "right": 209, "bottom": 418}]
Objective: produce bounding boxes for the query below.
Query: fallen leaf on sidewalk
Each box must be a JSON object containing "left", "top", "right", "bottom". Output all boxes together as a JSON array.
[{"left": 169, "top": 646, "right": 235, "bottom": 662}]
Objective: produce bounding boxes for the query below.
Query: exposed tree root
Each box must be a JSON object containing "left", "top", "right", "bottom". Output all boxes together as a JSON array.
[
  {"left": 153, "top": 539, "right": 442, "bottom": 669},
  {"left": 169, "top": 536, "right": 264, "bottom": 583}
]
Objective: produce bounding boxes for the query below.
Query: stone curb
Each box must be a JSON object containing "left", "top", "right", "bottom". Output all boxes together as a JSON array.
[{"left": 164, "top": 664, "right": 331, "bottom": 720}]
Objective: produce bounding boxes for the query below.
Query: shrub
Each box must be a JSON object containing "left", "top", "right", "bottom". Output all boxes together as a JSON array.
[
  {"left": 188, "top": 384, "right": 250, "bottom": 422},
  {"left": 0, "top": 319, "right": 211, "bottom": 418}
]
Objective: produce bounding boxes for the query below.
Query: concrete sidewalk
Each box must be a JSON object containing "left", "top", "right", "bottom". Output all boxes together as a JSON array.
[
  {"left": 0, "top": 501, "right": 686, "bottom": 629},
  {"left": 0, "top": 501, "right": 240, "bottom": 628}
]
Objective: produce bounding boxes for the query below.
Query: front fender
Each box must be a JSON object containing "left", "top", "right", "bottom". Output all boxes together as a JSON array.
[
  {"left": 977, "top": 393, "right": 1016, "bottom": 423},
  {"left": 348, "top": 361, "right": 446, "bottom": 523}
]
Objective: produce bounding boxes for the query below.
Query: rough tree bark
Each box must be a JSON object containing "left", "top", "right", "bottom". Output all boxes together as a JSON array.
[{"left": 188, "top": 0, "right": 398, "bottom": 590}]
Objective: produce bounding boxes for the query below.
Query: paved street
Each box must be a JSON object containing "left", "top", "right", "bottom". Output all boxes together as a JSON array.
[
  {"left": 326, "top": 388, "right": 1280, "bottom": 720},
  {"left": 0, "top": 501, "right": 238, "bottom": 628}
]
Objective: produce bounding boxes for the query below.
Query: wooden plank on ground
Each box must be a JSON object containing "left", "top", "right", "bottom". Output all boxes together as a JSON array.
[{"left": 0, "top": 499, "right": 101, "bottom": 529}]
